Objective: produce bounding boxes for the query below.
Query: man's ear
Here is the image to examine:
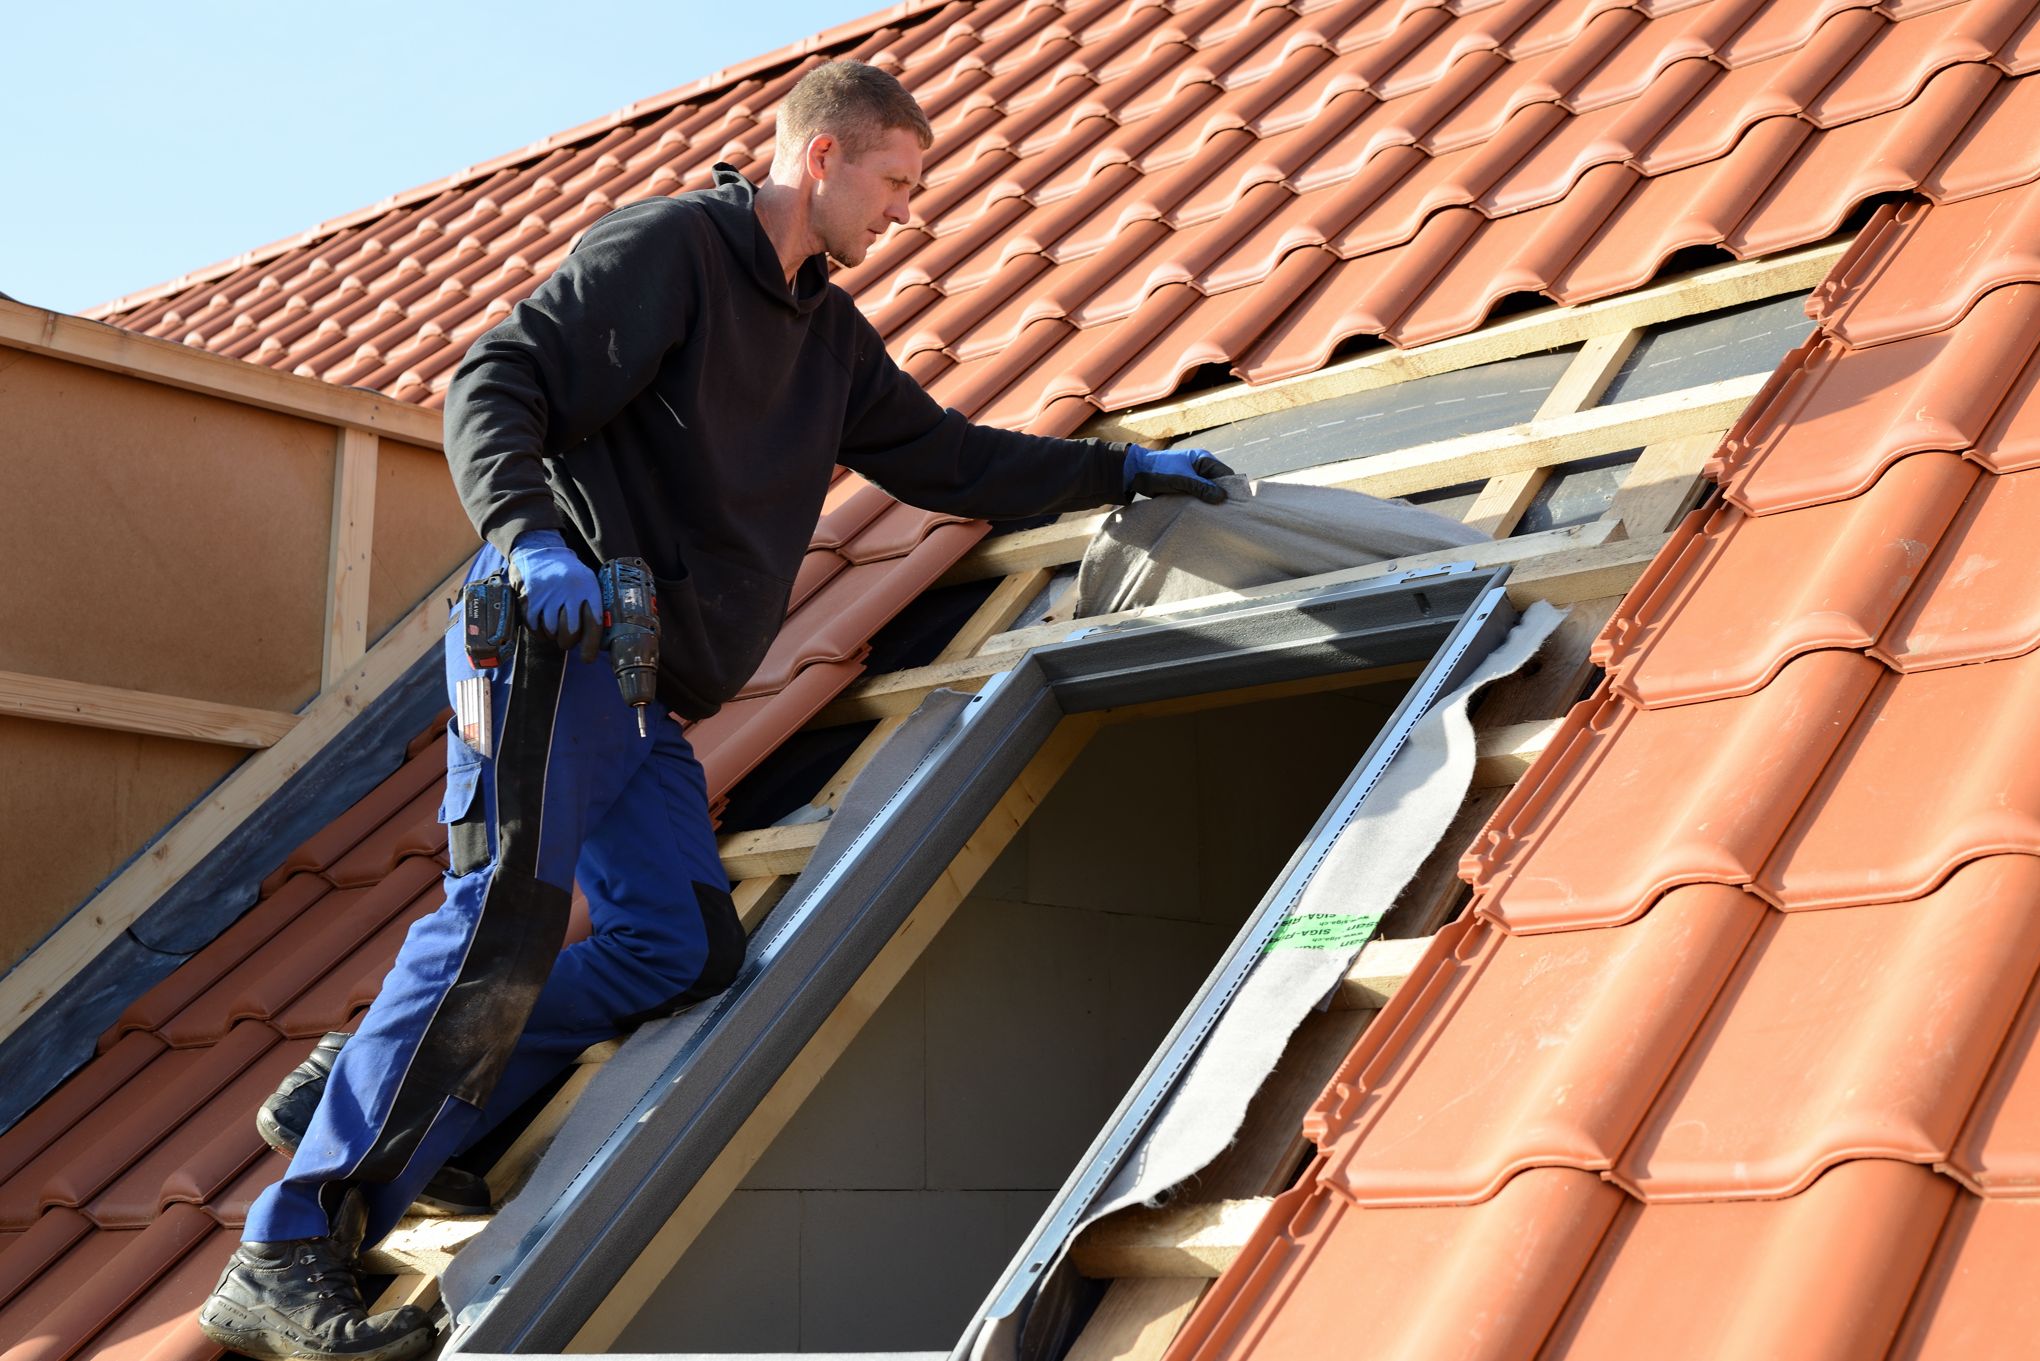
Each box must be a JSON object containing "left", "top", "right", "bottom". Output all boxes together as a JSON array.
[{"left": 805, "top": 132, "right": 838, "bottom": 183}]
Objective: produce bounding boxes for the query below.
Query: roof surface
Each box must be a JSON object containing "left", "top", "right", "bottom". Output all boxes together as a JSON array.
[
  {"left": 1168, "top": 181, "right": 2040, "bottom": 1359},
  {"left": 0, "top": 475, "right": 975, "bottom": 1361},
  {"left": 17, "top": 0, "right": 2040, "bottom": 1355},
  {"left": 89, "top": 0, "right": 2040, "bottom": 432}
]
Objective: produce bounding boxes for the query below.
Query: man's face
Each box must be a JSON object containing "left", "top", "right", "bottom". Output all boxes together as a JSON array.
[{"left": 808, "top": 125, "right": 923, "bottom": 267}]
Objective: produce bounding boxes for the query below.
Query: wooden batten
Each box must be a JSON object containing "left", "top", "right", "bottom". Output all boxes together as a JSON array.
[
  {"left": 323, "top": 428, "right": 380, "bottom": 688},
  {"left": 941, "top": 372, "right": 1753, "bottom": 586},
  {"left": 1334, "top": 934, "right": 1436, "bottom": 1010},
  {"left": 1470, "top": 719, "right": 1562, "bottom": 791},
  {"left": 716, "top": 820, "right": 828, "bottom": 880},
  {"left": 0, "top": 672, "right": 297, "bottom": 749},
  {"left": 1070, "top": 1198, "right": 1273, "bottom": 1279},
  {"left": 1065, "top": 1279, "right": 1209, "bottom": 1361}
]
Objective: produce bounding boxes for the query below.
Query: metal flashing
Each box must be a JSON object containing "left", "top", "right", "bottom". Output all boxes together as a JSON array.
[
  {"left": 1039, "top": 566, "right": 1501, "bottom": 710},
  {"left": 443, "top": 564, "right": 1514, "bottom": 1354}
]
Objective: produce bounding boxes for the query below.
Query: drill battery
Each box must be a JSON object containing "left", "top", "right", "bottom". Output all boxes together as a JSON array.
[
  {"left": 462, "top": 574, "right": 517, "bottom": 668},
  {"left": 455, "top": 573, "right": 517, "bottom": 757}
]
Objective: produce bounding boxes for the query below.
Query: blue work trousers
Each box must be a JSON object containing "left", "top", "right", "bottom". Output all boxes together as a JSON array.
[{"left": 244, "top": 545, "right": 742, "bottom": 1247}]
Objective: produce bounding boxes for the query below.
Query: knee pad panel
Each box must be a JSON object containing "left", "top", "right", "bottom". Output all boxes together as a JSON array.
[{"left": 616, "top": 881, "right": 747, "bottom": 1028}]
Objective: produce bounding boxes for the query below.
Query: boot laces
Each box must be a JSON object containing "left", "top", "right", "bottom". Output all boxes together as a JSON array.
[{"left": 293, "top": 1244, "right": 366, "bottom": 1306}]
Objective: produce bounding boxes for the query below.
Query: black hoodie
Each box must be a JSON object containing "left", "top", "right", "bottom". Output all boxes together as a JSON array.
[{"left": 443, "top": 165, "right": 1129, "bottom": 719}]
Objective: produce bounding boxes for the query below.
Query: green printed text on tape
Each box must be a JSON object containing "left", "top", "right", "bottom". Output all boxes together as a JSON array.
[{"left": 1262, "top": 911, "right": 1384, "bottom": 955}]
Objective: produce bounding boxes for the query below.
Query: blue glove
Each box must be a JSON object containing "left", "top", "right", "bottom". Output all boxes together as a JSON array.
[
  {"left": 1123, "top": 445, "right": 1234, "bottom": 504},
  {"left": 509, "top": 530, "right": 603, "bottom": 662}
]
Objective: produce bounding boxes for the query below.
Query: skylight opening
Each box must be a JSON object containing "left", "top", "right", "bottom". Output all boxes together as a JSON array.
[{"left": 607, "top": 679, "right": 1410, "bottom": 1353}]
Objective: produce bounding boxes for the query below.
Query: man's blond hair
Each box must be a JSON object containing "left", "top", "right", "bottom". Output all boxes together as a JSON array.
[{"left": 777, "top": 60, "right": 933, "bottom": 160}]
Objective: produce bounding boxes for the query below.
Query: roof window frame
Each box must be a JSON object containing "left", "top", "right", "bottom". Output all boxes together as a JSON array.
[{"left": 445, "top": 560, "right": 1521, "bottom": 1355}]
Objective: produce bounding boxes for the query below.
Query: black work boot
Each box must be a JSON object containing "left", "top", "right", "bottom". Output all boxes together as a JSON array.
[
  {"left": 196, "top": 1192, "right": 434, "bottom": 1361},
  {"left": 259, "top": 1032, "right": 494, "bottom": 1217}
]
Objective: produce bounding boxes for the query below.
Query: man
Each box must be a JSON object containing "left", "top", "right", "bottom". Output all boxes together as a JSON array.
[{"left": 198, "top": 59, "right": 1230, "bottom": 1361}]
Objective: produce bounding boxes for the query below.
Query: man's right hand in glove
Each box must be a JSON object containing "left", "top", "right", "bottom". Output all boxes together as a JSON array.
[
  {"left": 1123, "top": 445, "right": 1235, "bottom": 504},
  {"left": 509, "top": 530, "right": 603, "bottom": 662}
]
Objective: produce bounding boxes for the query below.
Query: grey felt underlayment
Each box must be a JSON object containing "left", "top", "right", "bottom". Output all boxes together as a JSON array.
[
  {"left": 1072, "top": 474, "right": 1484, "bottom": 619},
  {"left": 1598, "top": 290, "right": 1812, "bottom": 405},
  {"left": 1187, "top": 289, "right": 1814, "bottom": 477},
  {"left": 1084, "top": 600, "right": 1563, "bottom": 1221}
]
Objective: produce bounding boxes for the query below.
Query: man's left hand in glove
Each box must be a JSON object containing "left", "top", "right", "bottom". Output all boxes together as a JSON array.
[{"left": 1123, "top": 445, "right": 1235, "bottom": 504}]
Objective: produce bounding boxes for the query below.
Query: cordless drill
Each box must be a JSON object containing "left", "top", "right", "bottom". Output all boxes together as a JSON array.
[
  {"left": 459, "top": 556, "right": 661, "bottom": 744},
  {"left": 598, "top": 556, "right": 660, "bottom": 737}
]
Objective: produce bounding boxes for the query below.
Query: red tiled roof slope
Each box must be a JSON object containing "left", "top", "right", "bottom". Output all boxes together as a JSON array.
[
  {"left": 1168, "top": 181, "right": 2040, "bottom": 1360},
  {"left": 88, "top": 0, "right": 2040, "bottom": 436},
  {"left": 28, "top": 0, "right": 2040, "bottom": 1355},
  {"left": 0, "top": 478, "right": 974, "bottom": 1361}
]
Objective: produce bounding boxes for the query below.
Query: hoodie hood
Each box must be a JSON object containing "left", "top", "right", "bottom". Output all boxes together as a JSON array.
[{"left": 701, "top": 163, "right": 830, "bottom": 315}]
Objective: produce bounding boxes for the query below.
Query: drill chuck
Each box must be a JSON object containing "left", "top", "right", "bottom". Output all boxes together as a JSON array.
[{"left": 600, "top": 557, "right": 661, "bottom": 736}]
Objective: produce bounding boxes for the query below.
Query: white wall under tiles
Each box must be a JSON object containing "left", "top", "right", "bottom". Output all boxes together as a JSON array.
[{"left": 615, "top": 683, "right": 1404, "bottom": 1353}]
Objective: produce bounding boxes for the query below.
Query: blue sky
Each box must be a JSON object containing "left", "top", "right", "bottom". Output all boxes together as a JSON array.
[{"left": 5, "top": 2, "right": 868, "bottom": 314}]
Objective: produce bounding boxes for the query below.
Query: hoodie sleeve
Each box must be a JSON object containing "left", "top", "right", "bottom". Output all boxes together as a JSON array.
[
  {"left": 836, "top": 310, "right": 1129, "bottom": 521},
  {"left": 442, "top": 199, "right": 704, "bottom": 559}
]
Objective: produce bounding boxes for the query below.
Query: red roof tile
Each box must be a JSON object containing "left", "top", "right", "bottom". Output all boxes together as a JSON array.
[
  {"left": 108, "top": 877, "right": 332, "bottom": 1042},
  {"left": 1878, "top": 464, "right": 2040, "bottom": 671},
  {"left": 0, "top": 1035, "right": 164, "bottom": 1197},
  {"left": 1948, "top": 973, "right": 2040, "bottom": 1196},
  {"left": 1173, "top": 162, "right": 2040, "bottom": 1361},
  {"left": 1539, "top": 1160, "right": 1956, "bottom": 1361},
  {"left": 258, "top": 738, "right": 448, "bottom": 894},
  {"left": 1312, "top": 885, "right": 1765, "bottom": 1205},
  {"left": 1, "top": 1207, "right": 225, "bottom": 1361},
  {"left": 1895, "top": 1197, "right": 2040, "bottom": 1359},
  {"left": 85, "top": 0, "right": 2040, "bottom": 433},
  {"left": 1462, "top": 648, "right": 1880, "bottom": 931},
  {"left": 1756, "top": 652, "right": 2040, "bottom": 909},
  {"left": 1920, "top": 68, "right": 2040, "bottom": 199},
  {"left": 1169, "top": 1166, "right": 1624, "bottom": 1360},
  {"left": 1713, "top": 292, "right": 2040, "bottom": 514},
  {"left": 0, "top": 1221, "right": 147, "bottom": 1361},
  {"left": 150, "top": 869, "right": 438, "bottom": 1050},
  {"left": 1613, "top": 857, "right": 2040, "bottom": 1200},
  {"left": 1595, "top": 451, "right": 1978, "bottom": 706},
  {"left": 1815, "top": 191, "right": 2040, "bottom": 347}
]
